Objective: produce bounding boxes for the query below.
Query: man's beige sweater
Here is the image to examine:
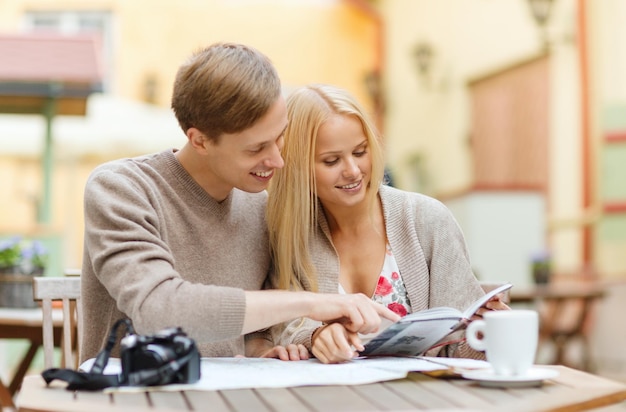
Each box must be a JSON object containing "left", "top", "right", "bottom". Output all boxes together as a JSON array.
[{"left": 80, "top": 149, "right": 270, "bottom": 362}]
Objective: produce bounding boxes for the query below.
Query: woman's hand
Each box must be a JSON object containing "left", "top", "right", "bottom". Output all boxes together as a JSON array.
[
  {"left": 311, "top": 323, "right": 363, "bottom": 364},
  {"left": 245, "top": 337, "right": 309, "bottom": 361},
  {"left": 259, "top": 344, "right": 310, "bottom": 361},
  {"left": 471, "top": 293, "right": 511, "bottom": 321}
]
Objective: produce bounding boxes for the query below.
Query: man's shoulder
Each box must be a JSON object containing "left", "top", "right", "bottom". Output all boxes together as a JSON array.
[
  {"left": 92, "top": 151, "right": 164, "bottom": 174},
  {"left": 88, "top": 151, "right": 170, "bottom": 185}
]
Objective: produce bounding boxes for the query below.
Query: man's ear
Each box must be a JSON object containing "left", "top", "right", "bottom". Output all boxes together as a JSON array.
[{"left": 187, "top": 127, "right": 209, "bottom": 154}]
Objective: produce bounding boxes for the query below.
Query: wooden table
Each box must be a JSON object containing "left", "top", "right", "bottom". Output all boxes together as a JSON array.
[
  {"left": 509, "top": 282, "right": 607, "bottom": 371},
  {"left": 0, "top": 307, "right": 63, "bottom": 408},
  {"left": 15, "top": 364, "right": 626, "bottom": 412}
]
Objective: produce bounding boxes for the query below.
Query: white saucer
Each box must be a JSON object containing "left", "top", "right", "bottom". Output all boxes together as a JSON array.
[{"left": 462, "top": 367, "right": 559, "bottom": 388}]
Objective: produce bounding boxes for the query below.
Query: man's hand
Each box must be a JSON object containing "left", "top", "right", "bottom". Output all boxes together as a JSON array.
[
  {"left": 242, "top": 290, "right": 401, "bottom": 336},
  {"left": 311, "top": 323, "right": 363, "bottom": 364},
  {"left": 308, "top": 293, "right": 400, "bottom": 335}
]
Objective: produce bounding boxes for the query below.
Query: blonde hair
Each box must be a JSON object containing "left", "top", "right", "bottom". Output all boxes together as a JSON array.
[
  {"left": 171, "top": 42, "right": 281, "bottom": 141},
  {"left": 267, "top": 84, "right": 385, "bottom": 291}
]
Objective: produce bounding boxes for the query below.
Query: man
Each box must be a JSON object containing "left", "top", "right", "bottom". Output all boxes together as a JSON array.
[{"left": 80, "top": 42, "right": 398, "bottom": 363}]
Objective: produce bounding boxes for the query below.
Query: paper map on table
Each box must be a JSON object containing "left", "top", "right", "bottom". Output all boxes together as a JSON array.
[{"left": 78, "top": 356, "right": 490, "bottom": 393}]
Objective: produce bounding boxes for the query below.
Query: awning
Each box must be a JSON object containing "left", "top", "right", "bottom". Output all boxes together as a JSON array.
[{"left": 0, "top": 33, "right": 103, "bottom": 224}]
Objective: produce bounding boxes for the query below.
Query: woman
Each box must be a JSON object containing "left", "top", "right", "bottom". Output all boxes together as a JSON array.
[{"left": 266, "top": 84, "right": 509, "bottom": 364}]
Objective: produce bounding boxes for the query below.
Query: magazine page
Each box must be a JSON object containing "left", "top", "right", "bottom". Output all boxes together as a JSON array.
[
  {"left": 359, "top": 283, "right": 513, "bottom": 357},
  {"left": 401, "top": 306, "right": 463, "bottom": 322},
  {"left": 359, "top": 317, "right": 460, "bottom": 357},
  {"left": 359, "top": 306, "right": 462, "bottom": 346}
]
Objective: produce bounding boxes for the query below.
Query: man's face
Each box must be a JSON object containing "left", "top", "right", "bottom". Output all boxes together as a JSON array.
[{"left": 203, "top": 96, "right": 287, "bottom": 200}]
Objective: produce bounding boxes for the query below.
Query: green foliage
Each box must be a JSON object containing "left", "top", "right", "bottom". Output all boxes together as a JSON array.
[
  {"left": 0, "top": 237, "right": 49, "bottom": 273},
  {"left": 0, "top": 237, "right": 22, "bottom": 269},
  {"left": 22, "top": 240, "right": 49, "bottom": 269}
]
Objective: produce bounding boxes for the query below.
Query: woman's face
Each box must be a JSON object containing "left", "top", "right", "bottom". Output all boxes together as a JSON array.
[{"left": 314, "top": 114, "right": 371, "bottom": 210}]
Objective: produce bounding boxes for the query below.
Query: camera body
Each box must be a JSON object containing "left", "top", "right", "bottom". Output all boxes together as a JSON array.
[{"left": 120, "top": 326, "right": 200, "bottom": 386}]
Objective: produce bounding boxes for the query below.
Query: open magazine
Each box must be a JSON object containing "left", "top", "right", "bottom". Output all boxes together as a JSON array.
[{"left": 359, "top": 283, "right": 513, "bottom": 357}]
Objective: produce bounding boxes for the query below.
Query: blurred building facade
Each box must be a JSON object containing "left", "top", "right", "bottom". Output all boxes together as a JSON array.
[
  {"left": 381, "top": 0, "right": 626, "bottom": 284},
  {"left": 0, "top": 0, "right": 380, "bottom": 274},
  {"left": 0, "top": 0, "right": 624, "bottom": 283}
]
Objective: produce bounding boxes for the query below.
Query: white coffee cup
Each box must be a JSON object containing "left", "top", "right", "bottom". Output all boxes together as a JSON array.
[{"left": 466, "top": 310, "right": 539, "bottom": 376}]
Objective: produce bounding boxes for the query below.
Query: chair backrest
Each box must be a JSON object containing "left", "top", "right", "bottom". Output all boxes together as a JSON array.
[{"left": 32, "top": 276, "right": 82, "bottom": 370}]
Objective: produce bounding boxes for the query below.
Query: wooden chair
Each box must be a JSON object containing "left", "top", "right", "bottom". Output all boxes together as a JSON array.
[
  {"left": 32, "top": 276, "right": 82, "bottom": 370},
  {"left": 0, "top": 379, "right": 14, "bottom": 410}
]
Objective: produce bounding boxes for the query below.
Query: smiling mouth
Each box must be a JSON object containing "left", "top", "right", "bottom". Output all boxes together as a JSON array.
[
  {"left": 338, "top": 181, "right": 360, "bottom": 189},
  {"left": 252, "top": 171, "right": 272, "bottom": 178}
]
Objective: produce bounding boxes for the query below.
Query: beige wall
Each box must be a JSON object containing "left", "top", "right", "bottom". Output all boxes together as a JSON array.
[
  {"left": 0, "top": 0, "right": 378, "bottom": 110},
  {"left": 381, "top": 0, "right": 540, "bottom": 195},
  {"left": 378, "top": 0, "right": 623, "bottom": 275},
  {"left": 111, "top": 1, "right": 379, "bottom": 107}
]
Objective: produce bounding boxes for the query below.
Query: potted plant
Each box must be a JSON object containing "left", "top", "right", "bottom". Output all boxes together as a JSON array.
[
  {"left": 531, "top": 250, "right": 552, "bottom": 284},
  {"left": 0, "top": 236, "right": 22, "bottom": 274},
  {"left": 21, "top": 240, "right": 49, "bottom": 275},
  {"left": 0, "top": 237, "right": 48, "bottom": 308}
]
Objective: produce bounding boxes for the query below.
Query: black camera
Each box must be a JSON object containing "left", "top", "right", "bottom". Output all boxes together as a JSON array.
[
  {"left": 120, "top": 325, "right": 201, "bottom": 386},
  {"left": 41, "top": 318, "right": 200, "bottom": 391}
]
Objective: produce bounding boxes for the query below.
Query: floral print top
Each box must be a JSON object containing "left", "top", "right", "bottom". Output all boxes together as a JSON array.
[{"left": 339, "top": 244, "right": 412, "bottom": 317}]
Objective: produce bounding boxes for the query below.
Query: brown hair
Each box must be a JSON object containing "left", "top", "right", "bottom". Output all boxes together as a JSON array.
[{"left": 171, "top": 42, "right": 281, "bottom": 141}]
